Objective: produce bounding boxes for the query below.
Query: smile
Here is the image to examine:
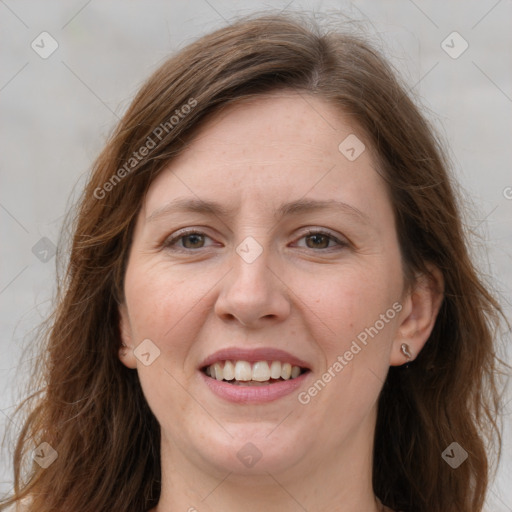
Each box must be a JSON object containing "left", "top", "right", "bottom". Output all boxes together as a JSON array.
[
  {"left": 202, "top": 360, "right": 308, "bottom": 384},
  {"left": 199, "top": 347, "right": 312, "bottom": 403}
]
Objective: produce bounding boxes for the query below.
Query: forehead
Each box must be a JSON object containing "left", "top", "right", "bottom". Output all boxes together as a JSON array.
[
  {"left": 142, "top": 91, "right": 390, "bottom": 223},
  {"left": 178, "top": 91, "right": 362, "bottom": 166}
]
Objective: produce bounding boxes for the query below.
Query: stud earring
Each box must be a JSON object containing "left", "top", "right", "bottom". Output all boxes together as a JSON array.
[{"left": 400, "top": 343, "right": 412, "bottom": 362}]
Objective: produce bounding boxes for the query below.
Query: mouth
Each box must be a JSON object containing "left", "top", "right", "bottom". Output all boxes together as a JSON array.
[
  {"left": 198, "top": 347, "right": 312, "bottom": 403},
  {"left": 201, "top": 360, "right": 310, "bottom": 385}
]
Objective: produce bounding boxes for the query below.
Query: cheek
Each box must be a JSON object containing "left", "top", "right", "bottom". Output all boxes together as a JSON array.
[
  {"left": 123, "top": 258, "right": 225, "bottom": 372},
  {"left": 124, "top": 259, "right": 195, "bottom": 337},
  {"left": 300, "top": 261, "right": 401, "bottom": 356},
  {"left": 296, "top": 266, "right": 401, "bottom": 434},
  {"left": 123, "top": 262, "right": 209, "bottom": 426}
]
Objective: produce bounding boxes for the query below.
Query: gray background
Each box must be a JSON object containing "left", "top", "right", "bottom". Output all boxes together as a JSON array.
[{"left": 1, "top": 1, "right": 511, "bottom": 510}]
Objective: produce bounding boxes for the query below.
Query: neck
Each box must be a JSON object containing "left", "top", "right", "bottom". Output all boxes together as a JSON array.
[
  {"left": 152, "top": 409, "right": 382, "bottom": 512},
  {"left": 155, "top": 474, "right": 381, "bottom": 512}
]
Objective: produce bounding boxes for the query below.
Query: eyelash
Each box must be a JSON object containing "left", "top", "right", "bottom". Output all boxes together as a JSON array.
[{"left": 163, "top": 228, "right": 349, "bottom": 253}]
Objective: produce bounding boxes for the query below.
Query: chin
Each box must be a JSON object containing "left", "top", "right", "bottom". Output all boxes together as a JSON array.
[{"left": 191, "top": 426, "right": 307, "bottom": 476}]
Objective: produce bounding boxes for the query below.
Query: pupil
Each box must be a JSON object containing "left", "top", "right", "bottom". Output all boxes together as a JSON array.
[
  {"left": 184, "top": 234, "right": 203, "bottom": 248},
  {"left": 307, "top": 234, "right": 328, "bottom": 249}
]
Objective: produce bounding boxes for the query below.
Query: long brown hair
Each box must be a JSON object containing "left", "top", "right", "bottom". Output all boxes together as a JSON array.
[{"left": 1, "top": 12, "right": 507, "bottom": 512}]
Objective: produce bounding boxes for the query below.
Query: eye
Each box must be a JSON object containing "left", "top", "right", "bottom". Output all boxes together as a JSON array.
[
  {"left": 163, "top": 229, "right": 215, "bottom": 251},
  {"left": 163, "top": 228, "right": 348, "bottom": 253},
  {"left": 294, "top": 229, "right": 348, "bottom": 251}
]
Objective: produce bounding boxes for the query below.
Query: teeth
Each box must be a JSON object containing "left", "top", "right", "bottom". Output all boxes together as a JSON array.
[
  {"left": 281, "top": 362, "right": 292, "bottom": 380},
  {"left": 222, "top": 360, "right": 235, "bottom": 381},
  {"left": 252, "top": 361, "right": 270, "bottom": 381},
  {"left": 213, "top": 362, "right": 223, "bottom": 381},
  {"left": 204, "top": 360, "right": 304, "bottom": 383},
  {"left": 270, "top": 360, "right": 282, "bottom": 379},
  {"left": 234, "top": 361, "right": 252, "bottom": 381}
]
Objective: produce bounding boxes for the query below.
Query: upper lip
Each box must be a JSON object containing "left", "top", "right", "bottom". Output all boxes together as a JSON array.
[{"left": 199, "top": 347, "right": 311, "bottom": 370}]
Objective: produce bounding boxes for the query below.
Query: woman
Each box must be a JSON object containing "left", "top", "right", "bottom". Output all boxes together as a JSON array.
[{"left": 1, "top": 12, "right": 506, "bottom": 512}]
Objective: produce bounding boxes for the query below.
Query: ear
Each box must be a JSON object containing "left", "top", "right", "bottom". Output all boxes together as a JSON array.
[
  {"left": 118, "top": 303, "right": 138, "bottom": 369},
  {"left": 390, "top": 264, "right": 444, "bottom": 366}
]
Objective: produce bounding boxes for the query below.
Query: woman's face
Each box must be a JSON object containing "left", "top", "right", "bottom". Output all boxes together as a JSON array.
[{"left": 119, "top": 91, "right": 409, "bottom": 479}]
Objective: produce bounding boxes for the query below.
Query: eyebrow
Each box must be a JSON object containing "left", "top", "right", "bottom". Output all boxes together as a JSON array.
[{"left": 146, "top": 197, "right": 371, "bottom": 225}]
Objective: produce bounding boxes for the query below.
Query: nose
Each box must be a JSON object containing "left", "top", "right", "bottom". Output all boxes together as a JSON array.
[{"left": 214, "top": 242, "right": 291, "bottom": 328}]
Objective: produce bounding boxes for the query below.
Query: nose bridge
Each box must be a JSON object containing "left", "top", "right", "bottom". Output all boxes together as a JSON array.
[
  {"left": 231, "top": 234, "right": 273, "bottom": 301},
  {"left": 215, "top": 233, "right": 290, "bottom": 326},
  {"left": 240, "top": 235, "right": 270, "bottom": 273}
]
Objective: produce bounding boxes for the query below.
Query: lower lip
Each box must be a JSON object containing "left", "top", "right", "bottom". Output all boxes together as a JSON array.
[{"left": 200, "top": 371, "right": 310, "bottom": 403}]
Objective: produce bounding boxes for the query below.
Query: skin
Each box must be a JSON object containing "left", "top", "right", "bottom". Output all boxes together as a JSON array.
[{"left": 118, "top": 91, "right": 444, "bottom": 512}]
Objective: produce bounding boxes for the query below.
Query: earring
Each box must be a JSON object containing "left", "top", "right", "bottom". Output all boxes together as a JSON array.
[{"left": 400, "top": 343, "right": 412, "bottom": 362}]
